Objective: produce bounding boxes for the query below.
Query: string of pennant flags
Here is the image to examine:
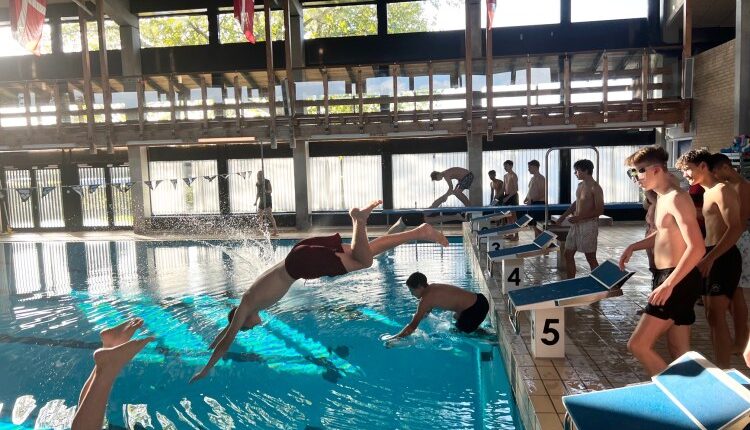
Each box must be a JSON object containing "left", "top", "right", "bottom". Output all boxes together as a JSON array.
[{"left": 0, "top": 170, "right": 253, "bottom": 203}]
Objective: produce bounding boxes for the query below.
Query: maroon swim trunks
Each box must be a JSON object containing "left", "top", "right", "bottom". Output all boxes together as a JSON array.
[{"left": 284, "top": 233, "right": 349, "bottom": 280}]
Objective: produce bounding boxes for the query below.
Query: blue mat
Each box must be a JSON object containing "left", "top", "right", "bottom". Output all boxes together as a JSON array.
[{"left": 477, "top": 214, "right": 533, "bottom": 236}]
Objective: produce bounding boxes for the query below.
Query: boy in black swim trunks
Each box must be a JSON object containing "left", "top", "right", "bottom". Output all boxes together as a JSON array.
[
  {"left": 619, "top": 146, "right": 705, "bottom": 376},
  {"left": 677, "top": 149, "right": 743, "bottom": 369},
  {"left": 190, "top": 200, "right": 449, "bottom": 382},
  {"left": 385, "top": 272, "right": 489, "bottom": 340},
  {"left": 429, "top": 166, "right": 473, "bottom": 208}
]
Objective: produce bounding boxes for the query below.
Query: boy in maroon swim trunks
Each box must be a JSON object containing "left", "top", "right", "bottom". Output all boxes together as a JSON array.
[{"left": 191, "top": 199, "right": 449, "bottom": 382}]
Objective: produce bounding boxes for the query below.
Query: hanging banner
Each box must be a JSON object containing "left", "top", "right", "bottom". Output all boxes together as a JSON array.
[
  {"left": 238, "top": 171, "right": 248, "bottom": 180},
  {"left": 9, "top": 0, "right": 47, "bottom": 56},
  {"left": 16, "top": 188, "right": 32, "bottom": 202},
  {"left": 116, "top": 182, "right": 133, "bottom": 193},
  {"left": 41, "top": 186, "right": 56, "bottom": 198},
  {"left": 70, "top": 185, "right": 84, "bottom": 196},
  {"left": 144, "top": 180, "right": 162, "bottom": 190},
  {"left": 88, "top": 184, "right": 100, "bottom": 194},
  {"left": 204, "top": 175, "right": 217, "bottom": 183},
  {"left": 233, "top": 0, "right": 256, "bottom": 44},
  {"left": 170, "top": 179, "right": 179, "bottom": 189},
  {"left": 183, "top": 177, "right": 196, "bottom": 187}
]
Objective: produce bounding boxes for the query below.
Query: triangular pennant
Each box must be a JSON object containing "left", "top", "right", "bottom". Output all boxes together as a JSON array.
[
  {"left": 145, "top": 180, "right": 162, "bottom": 190},
  {"left": 220, "top": 174, "right": 230, "bottom": 179},
  {"left": 70, "top": 185, "right": 84, "bottom": 197},
  {"left": 170, "top": 179, "right": 178, "bottom": 188},
  {"left": 88, "top": 184, "right": 100, "bottom": 194},
  {"left": 204, "top": 175, "right": 217, "bottom": 183},
  {"left": 183, "top": 177, "right": 196, "bottom": 187},
  {"left": 16, "top": 188, "right": 32, "bottom": 202},
  {"left": 119, "top": 182, "right": 133, "bottom": 193},
  {"left": 41, "top": 186, "right": 56, "bottom": 198},
  {"left": 238, "top": 171, "right": 248, "bottom": 180}
]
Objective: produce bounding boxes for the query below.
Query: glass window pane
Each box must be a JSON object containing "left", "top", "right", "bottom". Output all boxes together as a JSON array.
[
  {"left": 387, "top": 1, "right": 465, "bottom": 34},
  {"left": 481, "top": 0, "right": 560, "bottom": 28},
  {"left": 139, "top": 14, "right": 209, "bottom": 48},
  {"left": 4, "top": 169, "right": 34, "bottom": 228},
  {"left": 309, "top": 156, "right": 382, "bottom": 210},
  {"left": 304, "top": 5, "right": 377, "bottom": 39},
  {"left": 35, "top": 168, "right": 65, "bottom": 228},
  {"left": 79, "top": 167, "right": 109, "bottom": 227},
  {"left": 110, "top": 166, "right": 134, "bottom": 227},
  {"left": 392, "top": 153, "right": 468, "bottom": 209},
  {"left": 218, "top": 11, "right": 285, "bottom": 43},
  {"left": 61, "top": 19, "right": 122, "bottom": 53},
  {"left": 572, "top": 0, "right": 648, "bottom": 23},
  {"left": 482, "top": 150, "right": 560, "bottom": 204},
  {"left": 570, "top": 146, "right": 646, "bottom": 203},
  {"left": 149, "top": 160, "right": 220, "bottom": 215},
  {"left": 228, "top": 158, "right": 295, "bottom": 213}
]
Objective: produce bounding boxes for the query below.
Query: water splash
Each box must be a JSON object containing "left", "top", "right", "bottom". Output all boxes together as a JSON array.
[
  {"left": 123, "top": 404, "right": 153, "bottom": 429},
  {"left": 156, "top": 412, "right": 177, "bottom": 430},
  {"left": 33, "top": 399, "right": 75, "bottom": 430},
  {"left": 203, "top": 397, "right": 235, "bottom": 430},
  {"left": 12, "top": 395, "right": 36, "bottom": 425}
]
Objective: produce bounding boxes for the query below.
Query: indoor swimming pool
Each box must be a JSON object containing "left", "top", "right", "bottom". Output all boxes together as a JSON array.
[{"left": 0, "top": 238, "right": 522, "bottom": 429}]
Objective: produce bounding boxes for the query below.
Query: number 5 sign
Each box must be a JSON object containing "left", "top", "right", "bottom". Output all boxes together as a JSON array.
[{"left": 530, "top": 308, "right": 565, "bottom": 358}]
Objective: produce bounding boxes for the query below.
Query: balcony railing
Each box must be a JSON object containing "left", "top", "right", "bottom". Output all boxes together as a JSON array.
[{"left": 0, "top": 47, "right": 685, "bottom": 147}]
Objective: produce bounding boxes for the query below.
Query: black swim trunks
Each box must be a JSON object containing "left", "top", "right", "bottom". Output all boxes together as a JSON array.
[
  {"left": 284, "top": 234, "right": 348, "bottom": 280},
  {"left": 644, "top": 267, "right": 702, "bottom": 325},
  {"left": 457, "top": 172, "right": 474, "bottom": 190},
  {"left": 504, "top": 193, "right": 519, "bottom": 206},
  {"left": 704, "top": 245, "right": 742, "bottom": 298},
  {"left": 455, "top": 293, "right": 489, "bottom": 333}
]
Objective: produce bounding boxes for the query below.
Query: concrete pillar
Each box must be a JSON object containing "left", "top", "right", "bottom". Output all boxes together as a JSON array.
[
  {"left": 127, "top": 146, "right": 151, "bottom": 234},
  {"left": 735, "top": 0, "right": 750, "bottom": 135},
  {"left": 293, "top": 140, "right": 311, "bottom": 230},
  {"left": 290, "top": 10, "right": 304, "bottom": 68},
  {"left": 655, "top": 127, "right": 668, "bottom": 148},
  {"left": 119, "top": 25, "right": 142, "bottom": 76},
  {"left": 467, "top": 0, "right": 481, "bottom": 60},
  {"left": 468, "top": 134, "right": 483, "bottom": 206}
]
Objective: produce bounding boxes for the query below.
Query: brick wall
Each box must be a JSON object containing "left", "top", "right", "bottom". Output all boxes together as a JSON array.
[{"left": 693, "top": 39, "right": 735, "bottom": 152}]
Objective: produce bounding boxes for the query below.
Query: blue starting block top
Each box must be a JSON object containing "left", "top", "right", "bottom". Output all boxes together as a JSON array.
[
  {"left": 563, "top": 352, "right": 750, "bottom": 430},
  {"left": 470, "top": 211, "right": 512, "bottom": 223},
  {"left": 487, "top": 231, "right": 558, "bottom": 260},
  {"left": 508, "top": 260, "right": 634, "bottom": 311},
  {"left": 477, "top": 214, "right": 534, "bottom": 237}
]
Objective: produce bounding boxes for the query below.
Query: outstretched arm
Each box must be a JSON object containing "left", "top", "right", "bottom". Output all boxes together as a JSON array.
[
  {"left": 190, "top": 307, "right": 249, "bottom": 382},
  {"left": 392, "top": 300, "right": 432, "bottom": 339}
]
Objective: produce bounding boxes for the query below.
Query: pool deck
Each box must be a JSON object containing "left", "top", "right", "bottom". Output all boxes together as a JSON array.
[
  {"left": 464, "top": 222, "right": 750, "bottom": 430},
  {"left": 2, "top": 223, "right": 749, "bottom": 430}
]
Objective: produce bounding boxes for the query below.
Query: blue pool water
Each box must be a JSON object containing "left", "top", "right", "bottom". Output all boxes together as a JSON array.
[{"left": 0, "top": 238, "right": 523, "bottom": 429}]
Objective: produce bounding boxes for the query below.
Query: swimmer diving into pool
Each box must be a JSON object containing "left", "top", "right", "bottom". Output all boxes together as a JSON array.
[
  {"left": 190, "top": 199, "right": 449, "bottom": 382},
  {"left": 383, "top": 272, "right": 489, "bottom": 342}
]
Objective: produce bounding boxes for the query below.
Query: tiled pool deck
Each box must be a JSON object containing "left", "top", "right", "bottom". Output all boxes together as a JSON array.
[{"left": 2, "top": 223, "right": 749, "bottom": 430}]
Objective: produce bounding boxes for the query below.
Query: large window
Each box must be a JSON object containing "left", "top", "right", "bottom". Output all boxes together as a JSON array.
[
  {"left": 572, "top": 0, "right": 648, "bottom": 23},
  {"left": 4, "top": 169, "right": 34, "bottom": 228},
  {"left": 570, "top": 146, "right": 645, "bottom": 203},
  {"left": 218, "top": 10, "right": 285, "bottom": 43},
  {"left": 228, "top": 158, "right": 295, "bottom": 213},
  {"left": 387, "top": 1, "right": 465, "bottom": 34},
  {"left": 79, "top": 167, "right": 109, "bottom": 227},
  {"left": 482, "top": 150, "right": 560, "bottom": 205},
  {"left": 310, "top": 156, "right": 382, "bottom": 210},
  {"left": 392, "top": 152, "right": 468, "bottom": 209},
  {"left": 149, "top": 160, "right": 220, "bottom": 215},
  {"left": 60, "top": 19, "right": 122, "bottom": 52},
  {"left": 110, "top": 166, "right": 134, "bottom": 227},
  {"left": 139, "top": 13, "right": 209, "bottom": 48},
  {"left": 35, "top": 168, "right": 65, "bottom": 228},
  {"left": 481, "top": 0, "right": 560, "bottom": 28},
  {"left": 0, "top": 24, "right": 52, "bottom": 57},
  {"left": 303, "top": 5, "right": 377, "bottom": 39}
]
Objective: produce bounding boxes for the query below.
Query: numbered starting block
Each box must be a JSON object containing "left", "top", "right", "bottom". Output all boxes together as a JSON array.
[
  {"left": 476, "top": 214, "right": 534, "bottom": 250},
  {"left": 486, "top": 231, "right": 559, "bottom": 294},
  {"left": 563, "top": 351, "right": 750, "bottom": 430},
  {"left": 507, "top": 260, "right": 634, "bottom": 358},
  {"left": 470, "top": 211, "right": 512, "bottom": 233}
]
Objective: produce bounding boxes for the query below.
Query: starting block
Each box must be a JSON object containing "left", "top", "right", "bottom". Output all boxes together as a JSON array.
[
  {"left": 470, "top": 211, "right": 512, "bottom": 233},
  {"left": 486, "top": 231, "right": 559, "bottom": 294},
  {"left": 507, "top": 260, "right": 634, "bottom": 358},
  {"left": 476, "top": 214, "right": 534, "bottom": 251},
  {"left": 563, "top": 351, "right": 750, "bottom": 430}
]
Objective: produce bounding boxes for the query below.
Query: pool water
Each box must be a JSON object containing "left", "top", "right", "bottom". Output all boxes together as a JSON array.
[{"left": 0, "top": 238, "right": 523, "bottom": 429}]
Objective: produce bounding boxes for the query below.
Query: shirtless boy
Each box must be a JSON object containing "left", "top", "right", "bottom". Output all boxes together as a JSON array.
[
  {"left": 503, "top": 160, "right": 520, "bottom": 240},
  {"left": 619, "top": 146, "right": 705, "bottom": 376},
  {"left": 387, "top": 272, "right": 489, "bottom": 339},
  {"left": 555, "top": 159, "right": 604, "bottom": 279},
  {"left": 677, "top": 149, "right": 744, "bottom": 369},
  {"left": 429, "top": 167, "right": 474, "bottom": 208},
  {"left": 190, "top": 200, "right": 448, "bottom": 382},
  {"left": 488, "top": 170, "right": 505, "bottom": 206}
]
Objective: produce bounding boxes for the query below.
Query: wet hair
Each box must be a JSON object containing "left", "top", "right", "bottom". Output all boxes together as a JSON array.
[
  {"left": 406, "top": 272, "right": 428, "bottom": 289},
  {"left": 625, "top": 145, "right": 669, "bottom": 167},
  {"left": 710, "top": 153, "right": 733, "bottom": 170},
  {"left": 675, "top": 148, "right": 712, "bottom": 170},
  {"left": 227, "top": 306, "right": 237, "bottom": 324},
  {"left": 528, "top": 160, "right": 540, "bottom": 168},
  {"left": 430, "top": 171, "right": 441, "bottom": 180},
  {"left": 573, "top": 159, "right": 594, "bottom": 175},
  {"left": 503, "top": 160, "right": 513, "bottom": 167},
  {"left": 488, "top": 170, "right": 496, "bottom": 177}
]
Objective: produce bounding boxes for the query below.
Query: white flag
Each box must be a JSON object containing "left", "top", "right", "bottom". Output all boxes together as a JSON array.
[{"left": 16, "top": 188, "right": 32, "bottom": 202}]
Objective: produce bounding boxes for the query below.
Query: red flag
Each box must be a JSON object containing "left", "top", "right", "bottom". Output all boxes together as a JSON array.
[
  {"left": 234, "top": 0, "right": 256, "bottom": 44},
  {"left": 9, "top": 0, "right": 47, "bottom": 55},
  {"left": 487, "top": 0, "right": 497, "bottom": 29}
]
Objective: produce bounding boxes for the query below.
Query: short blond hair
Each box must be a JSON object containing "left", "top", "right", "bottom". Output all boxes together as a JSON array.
[{"left": 625, "top": 146, "right": 668, "bottom": 167}]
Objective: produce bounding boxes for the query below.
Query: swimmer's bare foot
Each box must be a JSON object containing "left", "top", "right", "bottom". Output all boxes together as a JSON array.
[
  {"left": 100, "top": 318, "right": 144, "bottom": 348},
  {"left": 349, "top": 199, "right": 383, "bottom": 221},
  {"left": 93, "top": 337, "right": 155, "bottom": 376},
  {"left": 416, "top": 223, "right": 449, "bottom": 247}
]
